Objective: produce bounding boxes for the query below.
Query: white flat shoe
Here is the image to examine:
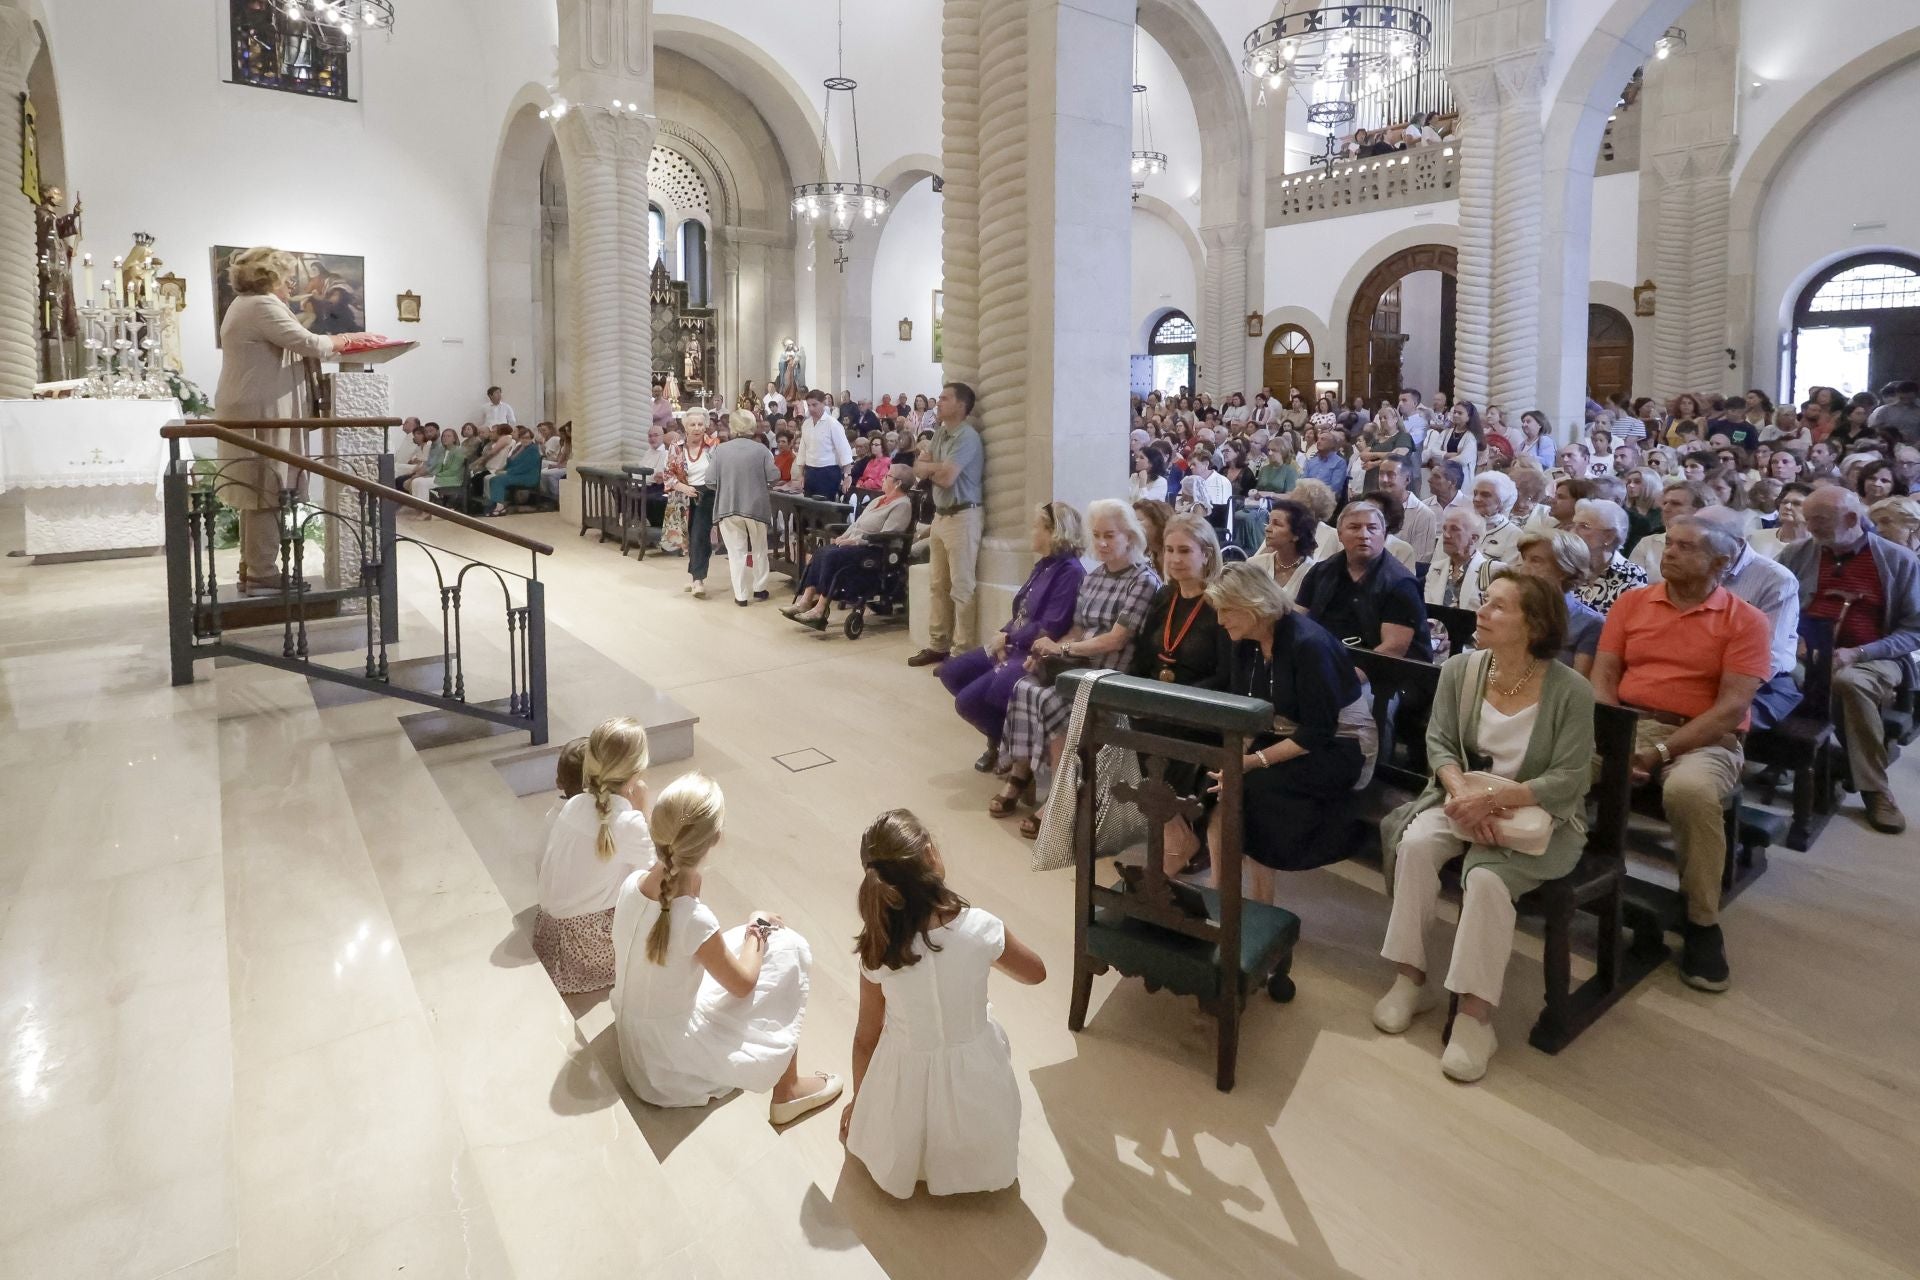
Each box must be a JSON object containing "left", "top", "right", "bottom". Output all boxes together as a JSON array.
[
  {"left": 682, "top": 582, "right": 694, "bottom": 593},
  {"left": 769, "top": 1073, "right": 843, "bottom": 1126},
  {"left": 1371, "top": 974, "right": 1440, "bottom": 1035},
  {"left": 1441, "top": 1015, "right": 1497, "bottom": 1083},
  {"left": 691, "top": 583, "right": 707, "bottom": 599}
]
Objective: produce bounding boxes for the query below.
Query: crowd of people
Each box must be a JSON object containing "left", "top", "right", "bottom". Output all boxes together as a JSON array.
[{"left": 393, "top": 386, "right": 571, "bottom": 518}]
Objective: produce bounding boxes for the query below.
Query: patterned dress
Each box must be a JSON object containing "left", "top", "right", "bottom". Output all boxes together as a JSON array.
[
  {"left": 1000, "top": 560, "right": 1161, "bottom": 769},
  {"left": 659, "top": 443, "right": 691, "bottom": 554},
  {"left": 1574, "top": 551, "right": 1648, "bottom": 614}
]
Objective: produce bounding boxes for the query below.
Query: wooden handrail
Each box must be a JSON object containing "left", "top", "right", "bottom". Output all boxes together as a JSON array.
[
  {"left": 163, "top": 423, "right": 554, "bottom": 556},
  {"left": 187, "top": 416, "right": 402, "bottom": 431}
]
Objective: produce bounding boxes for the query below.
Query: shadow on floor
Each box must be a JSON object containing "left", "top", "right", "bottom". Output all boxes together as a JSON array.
[{"left": 824, "top": 1158, "right": 1047, "bottom": 1280}]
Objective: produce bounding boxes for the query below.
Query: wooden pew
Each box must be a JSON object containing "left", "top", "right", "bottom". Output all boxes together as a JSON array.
[
  {"left": 1059, "top": 671, "right": 1300, "bottom": 1093},
  {"left": 1350, "top": 648, "right": 1657, "bottom": 1053},
  {"left": 1744, "top": 615, "right": 1839, "bottom": 851},
  {"left": 768, "top": 491, "right": 852, "bottom": 582}
]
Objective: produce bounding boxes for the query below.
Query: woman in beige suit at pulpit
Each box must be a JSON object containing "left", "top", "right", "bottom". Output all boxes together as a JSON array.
[{"left": 214, "top": 247, "right": 359, "bottom": 595}]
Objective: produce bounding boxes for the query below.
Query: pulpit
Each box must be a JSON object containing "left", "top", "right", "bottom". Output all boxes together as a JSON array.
[{"left": 307, "top": 340, "right": 416, "bottom": 590}]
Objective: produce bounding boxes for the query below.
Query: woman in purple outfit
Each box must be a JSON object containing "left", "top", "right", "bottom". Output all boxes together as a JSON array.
[{"left": 939, "top": 502, "right": 1089, "bottom": 774}]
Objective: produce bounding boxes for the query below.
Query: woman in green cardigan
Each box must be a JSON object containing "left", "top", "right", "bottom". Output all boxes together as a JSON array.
[{"left": 1372, "top": 572, "right": 1595, "bottom": 1083}]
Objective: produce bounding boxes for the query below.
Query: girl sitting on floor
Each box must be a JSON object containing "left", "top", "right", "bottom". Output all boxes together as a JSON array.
[
  {"left": 611, "top": 773, "right": 842, "bottom": 1125},
  {"left": 841, "top": 809, "right": 1046, "bottom": 1197},
  {"left": 532, "top": 718, "right": 654, "bottom": 994}
]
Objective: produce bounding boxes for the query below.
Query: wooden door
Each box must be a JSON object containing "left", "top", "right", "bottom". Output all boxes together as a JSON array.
[
  {"left": 1264, "top": 326, "right": 1314, "bottom": 401},
  {"left": 1587, "top": 305, "right": 1634, "bottom": 403}
]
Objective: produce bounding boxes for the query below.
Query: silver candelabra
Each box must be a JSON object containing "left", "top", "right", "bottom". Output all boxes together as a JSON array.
[{"left": 75, "top": 285, "right": 173, "bottom": 399}]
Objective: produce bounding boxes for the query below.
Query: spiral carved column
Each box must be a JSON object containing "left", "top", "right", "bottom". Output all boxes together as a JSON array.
[
  {"left": 0, "top": 10, "right": 42, "bottom": 399},
  {"left": 1686, "top": 146, "right": 1734, "bottom": 394},
  {"left": 1488, "top": 54, "right": 1546, "bottom": 413},
  {"left": 1648, "top": 150, "right": 1694, "bottom": 404},
  {"left": 941, "top": 0, "right": 983, "bottom": 389},
  {"left": 1200, "top": 222, "right": 1251, "bottom": 402},
  {"left": 1450, "top": 66, "right": 1499, "bottom": 409},
  {"left": 974, "top": 0, "right": 1031, "bottom": 541}
]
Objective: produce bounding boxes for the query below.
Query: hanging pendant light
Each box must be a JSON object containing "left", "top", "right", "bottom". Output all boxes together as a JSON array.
[
  {"left": 275, "top": 0, "right": 395, "bottom": 43},
  {"left": 1130, "top": 30, "right": 1169, "bottom": 179},
  {"left": 791, "top": 0, "right": 889, "bottom": 244}
]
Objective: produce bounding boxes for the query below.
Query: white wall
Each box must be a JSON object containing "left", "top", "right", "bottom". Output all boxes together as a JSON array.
[
  {"left": 53, "top": 0, "right": 497, "bottom": 424},
  {"left": 1589, "top": 170, "right": 1640, "bottom": 287},
  {"left": 1751, "top": 57, "right": 1920, "bottom": 392},
  {"left": 1265, "top": 203, "right": 1459, "bottom": 327},
  {"left": 868, "top": 180, "right": 944, "bottom": 402},
  {"left": 1132, "top": 210, "right": 1200, "bottom": 349},
  {"left": 1398, "top": 269, "right": 1444, "bottom": 398},
  {"left": 1126, "top": 31, "right": 1204, "bottom": 235}
]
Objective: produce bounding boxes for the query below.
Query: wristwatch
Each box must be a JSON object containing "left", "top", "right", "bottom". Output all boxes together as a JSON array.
[{"left": 1654, "top": 741, "right": 1672, "bottom": 767}]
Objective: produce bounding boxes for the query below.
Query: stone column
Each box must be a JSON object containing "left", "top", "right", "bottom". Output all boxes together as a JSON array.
[
  {"left": 1488, "top": 52, "right": 1547, "bottom": 412},
  {"left": 1647, "top": 149, "right": 1695, "bottom": 402},
  {"left": 0, "top": 9, "right": 42, "bottom": 399},
  {"left": 556, "top": 0, "right": 655, "bottom": 468},
  {"left": 1199, "top": 222, "right": 1251, "bottom": 401},
  {"left": 1449, "top": 64, "right": 1499, "bottom": 408},
  {"left": 941, "top": 0, "right": 1131, "bottom": 630}
]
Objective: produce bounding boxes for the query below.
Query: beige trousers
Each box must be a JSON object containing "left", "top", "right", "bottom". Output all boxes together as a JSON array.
[
  {"left": 1638, "top": 720, "right": 1743, "bottom": 927},
  {"left": 239, "top": 509, "right": 282, "bottom": 583},
  {"left": 1380, "top": 807, "right": 1518, "bottom": 1006},
  {"left": 718, "top": 516, "right": 771, "bottom": 602},
  {"left": 1832, "top": 658, "right": 1903, "bottom": 795},
  {"left": 927, "top": 507, "right": 983, "bottom": 652}
]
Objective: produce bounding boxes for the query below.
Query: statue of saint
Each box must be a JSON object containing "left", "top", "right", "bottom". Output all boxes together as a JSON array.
[
  {"left": 683, "top": 330, "right": 703, "bottom": 385},
  {"left": 775, "top": 338, "right": 804, "bottom": 399},
  {"left": 34, "top": 187, "right": 81, "bottom": 358},
  {"left": 664, "top": 371, "right": 683, "bottom": 408}
]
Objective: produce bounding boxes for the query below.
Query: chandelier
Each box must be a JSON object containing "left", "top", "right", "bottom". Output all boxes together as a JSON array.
[
  {"left": 1242, "top": 4, "right": 1433, "bottom": 94},
  {"left": 275, "top": 0, "right": 394, "bottom": 40},
  {"left": 791, "top": 0, "right": 888, "bottom": 245},
  {"left": 1654, "top": 26, "right": 1686, "bottom": 59},
  {"left": 1130, "top": 32, "right": 1168, "bottom": 178}
]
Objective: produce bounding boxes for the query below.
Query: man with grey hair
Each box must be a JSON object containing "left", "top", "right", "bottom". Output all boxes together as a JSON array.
[
  {"left": 1694, "top": 506, "right": 1802, "bottom": 731},
  {"left": 1779, "top": 486, "right": 1920, "bottom": 834},
  {"left": 1631, "top": 478, "right": 1713, "bottom": 582},
  {"left": 1593, "top": 514, "right": 1772, "bottom": 991}
]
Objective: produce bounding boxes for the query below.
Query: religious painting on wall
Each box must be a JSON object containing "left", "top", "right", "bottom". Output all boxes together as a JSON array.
[
  {"left": 931, "top": 290, "right": 944, "bottom": 363},
  {"left": 20, "top": 92, "right": 40, "bottom": 203},
  {"left": 230, "top": 0, "right": 350, "bottom": 101},
  {"left": 211, "top": 246, "right": 366, "bottom": 346}
]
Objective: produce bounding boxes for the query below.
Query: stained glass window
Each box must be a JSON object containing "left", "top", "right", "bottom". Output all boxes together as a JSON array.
[
  {"left": 231, "top": 0, "right": 350, "bottom": 100},
  {"left": 1151, "top": 312, "right": 1197, "bottom": 348},
  {"left": 1806, "top": 262, "right": 1920, "bottom": 314}
]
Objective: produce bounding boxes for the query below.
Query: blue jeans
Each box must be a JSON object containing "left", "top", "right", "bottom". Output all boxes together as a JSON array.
[{"left": 803, "top": 465, "right": 842, "bottom": 501}]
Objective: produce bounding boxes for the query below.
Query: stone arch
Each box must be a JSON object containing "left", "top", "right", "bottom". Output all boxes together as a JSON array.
[
  {"left": 1135, "top": 0, "right": 1254, "bottom": 397},
  {"left": 1131, "top": 193, "right": 1205, "bottom": 343},
  {"left": 842, "top": 157, "right": 943, "bottom": 399},
  {"left": 652, "top": 15, "right": 834, "bottom": 194},
  {"left": 1259, "top": 304, "right": 1335, "bottom": 392},
  {"left": 1344, "top": 244, "right": 1457, "bottom": 408},
  {"left": 1588, "top": 280, "right": 1650, "bottom": 398},
  {"left": 486, "top": 88, "right": 559, "bottom": 420},
  {"left": 1326, "top": 223, "right": 1460, "bottom": 392},
  {"left": 1536, "top": 0, "right": 1693, "bottom": 429},
  {"left": 1728, "top": 23, "right": 1920, "bottom": 392}
]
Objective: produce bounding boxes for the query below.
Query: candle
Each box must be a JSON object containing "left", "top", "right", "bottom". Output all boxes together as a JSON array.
[
  {"left": 111, "top": 257, "right": 123, "bottom": 305},
  {"left": 83, "top": 253, "right": 94, "bottom": 299}
]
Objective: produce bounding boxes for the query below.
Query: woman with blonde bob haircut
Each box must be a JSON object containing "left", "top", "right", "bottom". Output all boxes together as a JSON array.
[
  {"left": 214, "top": 246, "right": 364, "bottom": 594},
  {"left": 533, "top": 717, "right": 655, "bottom": 993},
  {"left": 611, "top": 773, "right": 842, "bottom": 1124}
]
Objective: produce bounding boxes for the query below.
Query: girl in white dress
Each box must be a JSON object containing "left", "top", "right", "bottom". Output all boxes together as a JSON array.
[
  {"left": 533, "top": 718, "right": 654, "bottom": 993},
  {"left": 842, "top": 810, "right": 1047, "bottom": 1198},
  {"left": 611, "top": 773, "right": 843, "bottom": 1124}
]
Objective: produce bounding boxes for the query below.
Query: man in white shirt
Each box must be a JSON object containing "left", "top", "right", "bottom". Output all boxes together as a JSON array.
[
  {"left": 1631, "top": 478, "right": 1712, "bottom": 582},
  {"left": 794, "top": 388, "right": 854, "bottom": 500},
  {"left": 1397, "top": 388, "right": 1430, "bottom": 449},
  {"left": 1183, "top": 451, "right": 1234, "bottom": 531},
  {"left": 762, "top": 387, "right": 789, "bottom": 418},
  {"left": 480, "top": 385, "right": 517, "bottom": 430},
  {"left": 1379, "top": 457, "right": 1437, "bottom": 565},
  {"left": 1695, "top": 505, "right": 1802, "bottom": 731}
]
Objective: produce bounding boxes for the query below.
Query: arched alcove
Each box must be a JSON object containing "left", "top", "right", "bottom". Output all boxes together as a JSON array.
[
  {"left": 1263, "top": 324, "right": 1314, "bottom": 402},
  {"left": 1345, "top": 245, "right": 1457, "bottom": 407},
  {"left": 1784, "top": 252, "right": 1920, "bottom": 403},
  {"left": 1147, "top": 310, "right": 1198, "bottom": 396}
]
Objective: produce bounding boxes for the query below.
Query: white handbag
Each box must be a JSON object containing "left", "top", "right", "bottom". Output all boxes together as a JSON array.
[
  {"left": 1444, "top": 651, "right": 1554, "bottom": 855},
  {"left": 1031, "top": 669, "right": 1148, "bottom": 873}
]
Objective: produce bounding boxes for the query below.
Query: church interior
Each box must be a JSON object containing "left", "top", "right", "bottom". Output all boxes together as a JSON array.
[{"left": 4, "top": 0, "right": 1920, "bottom": 1276}]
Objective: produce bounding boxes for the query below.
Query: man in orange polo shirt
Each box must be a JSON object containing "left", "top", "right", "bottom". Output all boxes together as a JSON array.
[{"left": 1592, "top": 515, "right": 1771, "bottom": 992}]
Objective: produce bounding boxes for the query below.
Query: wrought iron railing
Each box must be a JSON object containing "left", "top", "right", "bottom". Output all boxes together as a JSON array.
[{"left": 161, "top": 421, "right": 553, "bottom": 745}]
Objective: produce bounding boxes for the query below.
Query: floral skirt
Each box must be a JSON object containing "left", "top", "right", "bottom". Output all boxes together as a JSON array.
[
  {"left": 660, "top": 492, "right": 691, "bottom": 554},
  {"left": 533, "top": 906, "right": 617, "bottom": 994}
]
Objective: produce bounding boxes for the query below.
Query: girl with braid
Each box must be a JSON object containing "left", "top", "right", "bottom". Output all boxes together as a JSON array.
[
  {"left": 610, "top": 773, "right": 842, "bottom": 1124},
  {"left": 841, "top": 810, "right": 1045, "bottom": 1197},
  {"left": 533, "top": 718, "right": 654, "bottom": 993}
]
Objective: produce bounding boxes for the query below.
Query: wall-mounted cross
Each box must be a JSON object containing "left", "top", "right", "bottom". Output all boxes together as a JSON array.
[{"left": 833, "top": 245, "right": 850, "bottom": 273}]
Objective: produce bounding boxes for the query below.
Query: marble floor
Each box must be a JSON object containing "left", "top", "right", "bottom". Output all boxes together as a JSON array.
[{"left": 4, "top": 498, "right": 1920, "bottom": 1280}]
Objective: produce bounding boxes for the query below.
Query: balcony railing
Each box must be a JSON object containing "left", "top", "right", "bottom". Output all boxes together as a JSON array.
[{"left": 1269, "top": 145, "right": 1459, "bottom": 226}]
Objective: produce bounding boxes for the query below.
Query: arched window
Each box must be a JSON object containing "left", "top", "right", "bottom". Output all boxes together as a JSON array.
[
  {"left": 1264, "top": 324, "right": 1314, "bottom": 402},
  {"left": 648, "top": 205, "right": 667, "bottom": 268},
  {"left": 678, "top": 220, "right": 708, "bottom": 307},
  {"left": 1787, "top": 253, "right": 1920, "bottom": 405},
  {"left": 1148, "top": 310, "right": 1197, "bottom": 396}
]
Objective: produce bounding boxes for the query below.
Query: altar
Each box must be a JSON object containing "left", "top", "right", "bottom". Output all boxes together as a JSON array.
[{"left": 0, "top": 399, "right": 182, "bottom": 556}]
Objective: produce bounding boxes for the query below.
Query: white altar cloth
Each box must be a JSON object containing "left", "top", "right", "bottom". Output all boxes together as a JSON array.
[{"left": 0, "top": 399, "right": 183, "bottom": 555}]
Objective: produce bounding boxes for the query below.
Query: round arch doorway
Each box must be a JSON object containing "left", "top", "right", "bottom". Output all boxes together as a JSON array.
[
  {"left": 1785, "top": 252, "right": 1920, "bottom": 405},
  {"left": 1149, "top": 311, "right": 1198, "bottom": 397},
  {"left": 1586, "top": 303, "right": 1634, "bottom": 404},
  {"left": 1346, "top": 244, "right": 1457, "bottom": 409}
]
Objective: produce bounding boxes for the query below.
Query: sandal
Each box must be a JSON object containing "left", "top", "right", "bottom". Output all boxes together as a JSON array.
[
  {"left": 987, "top": 776, "right": 1031, "bottom": 818},
  {"left": 1019, "top": 812, "right": 1044, "bottom": 841}
]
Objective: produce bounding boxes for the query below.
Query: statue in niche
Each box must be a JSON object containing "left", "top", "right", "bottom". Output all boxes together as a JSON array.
[
  {"left": 683, "top": 329, "right": 704, "bottom": 385},
  {"left": 35, "top": 186, "right": 82, "bottom": 369},
  {"left": 774, "top": 338, "right": 804, "bottom": 399},
  {"left": 664, "top": 371, "right": 682, "bottom": 408}
]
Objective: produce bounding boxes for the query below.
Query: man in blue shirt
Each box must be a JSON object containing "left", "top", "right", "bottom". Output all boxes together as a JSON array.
[
  {"left": 1302, "top": 428, "right": 1351, "bottom": 506},
  {"left": 909, "top": 382, "right": 986, "bottom": 666}
]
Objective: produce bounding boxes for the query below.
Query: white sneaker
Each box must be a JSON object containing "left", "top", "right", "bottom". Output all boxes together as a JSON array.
[
  {"left": 1441, "top": 1014, "right": 1497, "bottom": 1083},
  {"left": 682, "top": 582, "right": 694, "bottom": 593},
  {"left": 691, "top": 582, "right": 707, "bottom": 598},
  {"left": 1371, "top": 974, "right": 1440, "bottom": 1034},
  {"left": 769, "top": 1073, "right": 843, "bottom": 1126}
]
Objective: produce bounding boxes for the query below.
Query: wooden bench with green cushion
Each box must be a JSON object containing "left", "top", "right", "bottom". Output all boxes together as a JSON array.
[{"left": 1058, "top": 670, "right": 1298, "bottom": 1093}]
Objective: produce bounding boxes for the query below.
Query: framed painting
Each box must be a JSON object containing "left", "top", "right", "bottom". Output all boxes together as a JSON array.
[{"left": 211, "top": 245, "right": 366, "bottom": 346}]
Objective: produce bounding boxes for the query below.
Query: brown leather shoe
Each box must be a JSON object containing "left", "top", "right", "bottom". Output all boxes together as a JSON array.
[
  {"left": 1863, "top": 791, "right": 1907, "bottom": 835},
  {"left": 906, "top": 648, "right": 950, "bottom": 668}
]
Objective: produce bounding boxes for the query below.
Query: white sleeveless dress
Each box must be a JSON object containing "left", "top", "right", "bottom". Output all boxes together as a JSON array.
[
  {"left": 609, "top": 880, "right": 812, "bottom": 1108},
  {"left": 846, "top": 907, "right": 1020, "bottom": 1197}
]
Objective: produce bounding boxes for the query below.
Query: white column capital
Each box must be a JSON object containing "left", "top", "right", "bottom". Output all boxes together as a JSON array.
[
  {"left": 553, "top": 107, "right": 656, "bottom": 167},
  {"left": 1198, "top": 222, "right": 1250, "bottom": 254},
  {"left": 1492, "top": 48, "right": 1550, "bottom": 101}
]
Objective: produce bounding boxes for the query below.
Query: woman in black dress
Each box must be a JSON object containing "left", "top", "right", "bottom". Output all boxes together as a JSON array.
[
  {"left": 1201, "top": 562, "right": 1376, "bottom": 901},
  {"left": 1128, "top": 515, "right": 1234, "bottom": 873}
]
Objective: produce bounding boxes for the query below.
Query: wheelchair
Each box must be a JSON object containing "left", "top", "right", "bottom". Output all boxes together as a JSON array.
[{"left": 815, "top": 527, "right": 913, "bottom": 640}]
